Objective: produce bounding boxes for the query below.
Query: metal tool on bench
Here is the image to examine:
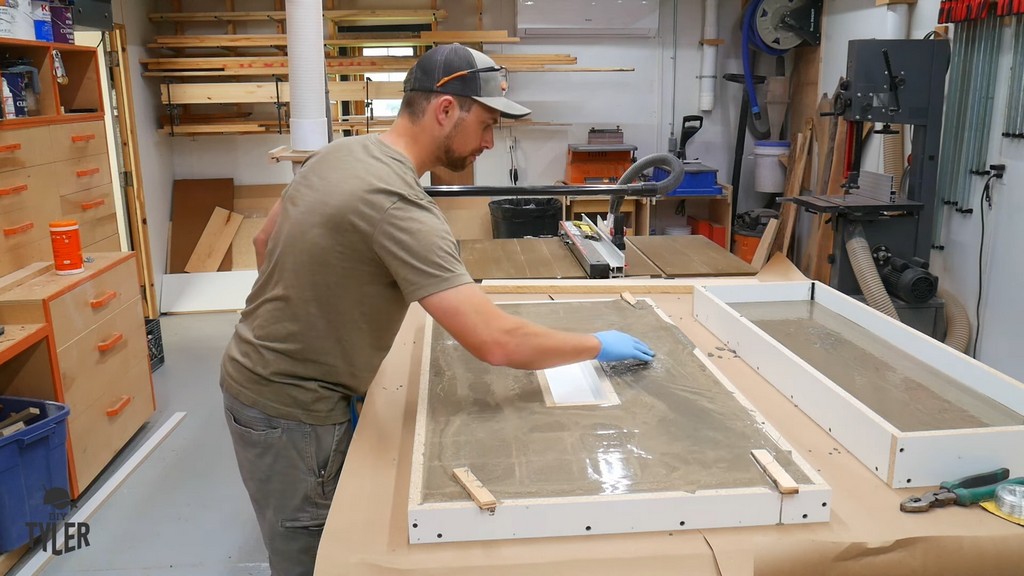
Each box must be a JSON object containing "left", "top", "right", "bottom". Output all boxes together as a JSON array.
[{"left": 900, "top": 468, "right": 1024, "bottom": 512}]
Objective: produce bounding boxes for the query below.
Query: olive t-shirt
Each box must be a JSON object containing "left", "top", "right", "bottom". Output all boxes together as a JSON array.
[{"left": 221, "top": 135, "right": 473, "bottom": 424}]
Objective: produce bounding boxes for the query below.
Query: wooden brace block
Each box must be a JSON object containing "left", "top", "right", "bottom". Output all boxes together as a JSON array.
[
  {"left": 620, "top": 291, "right": 639, "bottom": 308},
  {"left": 452, "top": 467, "right": 497, "bottom": 511},
  {"left": 751, "top": 449, "right": 800, "bottom": 494},
  {"left": 701, "top": 38, "right": 726, "bottom": 46},
  {"left": 0, "top": 407, "right": 40, "bottom": 431}
]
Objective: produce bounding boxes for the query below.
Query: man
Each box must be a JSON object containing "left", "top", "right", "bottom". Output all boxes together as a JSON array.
[{"left": 220, "top": 44, "right": 654, "bottom": 576}]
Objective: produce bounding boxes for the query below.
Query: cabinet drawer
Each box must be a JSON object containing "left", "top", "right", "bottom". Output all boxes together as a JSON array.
[
  {"left": 0, "top": 126, "right": 52, "bottom": 172},
  {"left": 49, "top": 256, "right": 139, "bottom": 349},
  {"left": 0, "top": 236, "right": 51, "bottom": 278},
  {"left": 0, "top": 166, "right": 59, "bottom": 216},
  {"left": 85, "top": 233, "right": 121, "bottom": 252},
  {"left": 54, "top": 154, "right": 111, "bottom": 196},
  {"left": 0, "top": 206, "right": 55, "bottom": 251},
  {"left": 68, "top": 358, "right": 153, "bottom": 492},
  {"left": 50, "top": 121, "right": 108, "bottom": 161},
  {"left": 80, "top": 212, "right": 119, "bottom": 247},
  {"left": 58, "top": 297, "right": 148, "bottom": 411},
  {"left": 60, "top": 183, "right": 115, "bottom": 223}
]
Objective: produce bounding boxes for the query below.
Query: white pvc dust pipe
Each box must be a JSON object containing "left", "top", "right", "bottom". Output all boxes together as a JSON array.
[
  {"left": 885, "top": 3, "right": 910, "bottom": 39},
  {"left": 287, "top": 0, "right": 328, "bottom": 151},
  {"left": 698, "top": 0, "right": 719, "bottom": 111}
]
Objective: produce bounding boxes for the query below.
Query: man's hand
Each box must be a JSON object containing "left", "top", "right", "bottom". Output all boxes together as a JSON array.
[{"left": 594, "top": 331, "right": 655, "bottom": 363}]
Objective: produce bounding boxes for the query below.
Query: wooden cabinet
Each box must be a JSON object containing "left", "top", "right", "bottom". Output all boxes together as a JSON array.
[
  {"left": 0, "top": 253, "right": 154, "bottom": 497},
  {"left": 0, "top": 39, "right": 118, "bottom": 278}
]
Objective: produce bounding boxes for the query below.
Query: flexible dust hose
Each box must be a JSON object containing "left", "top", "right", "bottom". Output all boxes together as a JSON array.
[
  {"left": 883, "top": 128, "right": 905, "bottom": 193},
  {"left": 845, "top": 223, "right": 900, "bottom": 320},
  {"left": 940, "top": 288, "right": 971, "bottom": 353},
  {"left": 616, "top": 152, "right": 685, "bottom": 193}
]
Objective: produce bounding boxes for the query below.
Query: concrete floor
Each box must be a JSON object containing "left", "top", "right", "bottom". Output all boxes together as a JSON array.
[{"left": 23, "top": 313, "right": 270, "bottom": 576}]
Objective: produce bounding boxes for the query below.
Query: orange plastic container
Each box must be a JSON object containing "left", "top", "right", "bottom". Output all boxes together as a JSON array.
[
  {"left": 732, "top": 232, "right": 760, "bottom": 263},
  {"left": 49, "top": 219, "right": 84, "bottom": 275}
]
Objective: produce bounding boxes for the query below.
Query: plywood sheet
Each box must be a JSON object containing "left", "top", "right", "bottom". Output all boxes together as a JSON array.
[
  {"left": 627, "top": 236, "right": 757, "bottom": 277},
  {"left": 731, "top": 300, "right": 1024, "bottom": 432},
  {"left": 230, "top": 217, "right": 264, "bottom": 271},
  {"left": 458, "top": 238, "right": 586, "bottom": 280},
  {"left": 419, "top": 299, "right": 810, "bottom": 505},
  {"left": 435, "top": 197, "right": 492, "bottom": 240},
  {"left": 169, "top": 178, "right": 234, "bottom": 273}
]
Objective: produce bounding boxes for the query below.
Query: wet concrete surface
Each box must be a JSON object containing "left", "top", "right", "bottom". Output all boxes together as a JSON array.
[
  {"left": 732, "top": 300, "right": 1024, "bottom": 432},
  {"left": 419, "top": 299, "right": 811, "bottom": 504}
]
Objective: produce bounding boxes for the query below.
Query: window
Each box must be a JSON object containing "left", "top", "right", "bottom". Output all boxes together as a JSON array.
[{"left": 363, "top": 46, "right": 413, "bottom": 117}]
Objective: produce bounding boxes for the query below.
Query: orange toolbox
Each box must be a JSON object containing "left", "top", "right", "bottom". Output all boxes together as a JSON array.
[{"left": 565, "top": 144, "right": 637, "bottom": 184}]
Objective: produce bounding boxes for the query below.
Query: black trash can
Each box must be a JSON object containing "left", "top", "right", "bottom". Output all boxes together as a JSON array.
[{"left": 488, "top": 198, "right": 563, "bottom": 239}]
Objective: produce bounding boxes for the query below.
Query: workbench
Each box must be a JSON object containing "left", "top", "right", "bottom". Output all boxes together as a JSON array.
[{"left": 315, "top": 257, "right": 1024, "bottom": 576}]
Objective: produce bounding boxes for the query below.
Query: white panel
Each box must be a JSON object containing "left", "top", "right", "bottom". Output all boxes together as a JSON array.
[
  {"left": 540, "top": 361, "right": 620, "bottom": 407},
  {"left": 160, "top": 271, "right": 256, "bottom": 313},
  {"left": 516, "top": 0, "right": 659, "bottom": 37},
  {"left": 700, "top": 281, "right": 813, "bottom": 304},
  {"left": 892, "top": 427, "right": 1024, "bottom": 488},
  {"left": 409, "top": 488, "right": 779, "bottom": 544},
  {"left": 813, "top": 283, "right": 1024, "bottom": 416},
  {"left": 693, "top": 287, "right": 898, "bottom": 485}
]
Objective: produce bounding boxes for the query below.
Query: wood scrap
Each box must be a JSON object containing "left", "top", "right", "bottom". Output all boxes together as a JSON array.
[
  {"left": 0, "top": 421, "right": 26, "bottom": 437},
  {"left": 751, "top": 449, "right": 800, "bottom": 494},
  {"left": 0, "top": 407, "right": 40, "bottom": 431},
  {"left": 752, "top": 218, "right": 780, "bottom": 271},
  {"left": 451, "top": 467, "right": 497, "bottom": 511},
  {"left": 184, "top": 207, "right": 245, "bottom": 273},
  {"left": 772, "top": 119, "right": 813, "bottom": 260}
]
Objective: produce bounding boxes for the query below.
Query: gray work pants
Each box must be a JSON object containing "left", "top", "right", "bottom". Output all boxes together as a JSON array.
[{"left": 223, "top": 390, "right": 352, "bottom": 576}]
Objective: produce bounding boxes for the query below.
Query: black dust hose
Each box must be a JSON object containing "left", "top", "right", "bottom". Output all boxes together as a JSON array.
[{"left": 608, "top": 153, "right": 685, "bottom": 247}]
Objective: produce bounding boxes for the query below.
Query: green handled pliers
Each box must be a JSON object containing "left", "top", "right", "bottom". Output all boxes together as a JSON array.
[{"left": 901, "top": 468, "right": 1024, "bottom": 512}]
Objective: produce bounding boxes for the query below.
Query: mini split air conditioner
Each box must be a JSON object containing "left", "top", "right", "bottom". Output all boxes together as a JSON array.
[{"left": 516, "top": 0, "right": 660, "bottom": 38}]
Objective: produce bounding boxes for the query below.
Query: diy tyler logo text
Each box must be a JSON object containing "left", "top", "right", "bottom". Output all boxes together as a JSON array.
[{"left": 25, "top": 487, "right": 91, "bottom": 555}]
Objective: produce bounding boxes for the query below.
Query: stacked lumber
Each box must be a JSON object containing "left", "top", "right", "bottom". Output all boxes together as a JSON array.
[{"left": 148, "top": 4, "right": 633, "bottom": 135}]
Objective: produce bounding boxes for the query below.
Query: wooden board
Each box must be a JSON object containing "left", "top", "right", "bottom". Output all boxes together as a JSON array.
[
  {"left": 434, "top": 198, "right": 492, "bottom": 241},
  {"left": 751, "top": 218, "right": 780, "bottom": 271},
  {"left": 158, "top": 80, "right": 404, "bottom": 104},
  {"left": 149, "top": 9, "right": 448, "bottom": 24},
  {"left": 184, "top": 207, "right": 244, "bottom": 273},
  {"left": 626, "top": 236, "right": 757, "bottom": 277},
  {"left": 230, "top": 218, "right": 264, "bottom": 271},
  {"left": 458, "top": 239, "right": 586, "bottom": 281},
  {"left": 169, "top": 178, "right": 235, "bottom": 273}
]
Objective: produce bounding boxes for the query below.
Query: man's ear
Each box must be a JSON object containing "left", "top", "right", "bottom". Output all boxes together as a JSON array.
[{"left": 434, "top": 95, "right": 457, "bottom": 126}]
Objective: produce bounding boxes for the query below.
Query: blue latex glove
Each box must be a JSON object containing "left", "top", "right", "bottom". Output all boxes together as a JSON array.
[{"left": 594, "top": 331, "right": 655, "bottom": 363}]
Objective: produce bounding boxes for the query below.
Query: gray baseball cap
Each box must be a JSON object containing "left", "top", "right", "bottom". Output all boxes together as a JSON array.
[{"left": 403, "top": 44, "right": 531, "bottom": 119}]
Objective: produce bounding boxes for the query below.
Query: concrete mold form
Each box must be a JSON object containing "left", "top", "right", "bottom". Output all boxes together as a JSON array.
[
  {"left": 694, "top": 281, "right": 1024, "bottom": 489},
  {"left": 408, "top": 298, "right": 830, "bottom": 544}
]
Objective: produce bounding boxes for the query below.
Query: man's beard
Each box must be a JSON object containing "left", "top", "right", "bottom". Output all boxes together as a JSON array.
[{"left": 439, "top": 117, "right": 475, "bottom": 172}]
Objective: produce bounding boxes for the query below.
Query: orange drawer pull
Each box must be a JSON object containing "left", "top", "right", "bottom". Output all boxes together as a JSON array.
[
  {"left": 0, "top": 143, "right": 22, "bottom": 153},
  {"left": 76, "top": 167, "right": 101, "bottom": 178},
  {"left": 106, "top": 395, "right": 132, "bottom": 417},
  {"left": 0, "top": 184, "right": 28, "bottom": 196},
  {"left": 71, "top": 134, "right": 97, "bottom": 144},
  {"left": 3, "top": 221, "right": 33, "bottom": 236},
  {"left": 97, "top": 332, "right": 124, "bottom": 352},
  {"left": 90, "top": 290, "right": 118, "bottom": 309},
  {"left": 81, "top": 198, "right": 106, "bottom": 210}
]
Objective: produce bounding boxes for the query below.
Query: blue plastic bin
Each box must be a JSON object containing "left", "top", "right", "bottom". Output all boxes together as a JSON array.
[
  {"left": 0, "top": 397, "right": 70, "bottom": 553},
  {"left": 652, "top": 164, "right": 723, "bottom": 196}
]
